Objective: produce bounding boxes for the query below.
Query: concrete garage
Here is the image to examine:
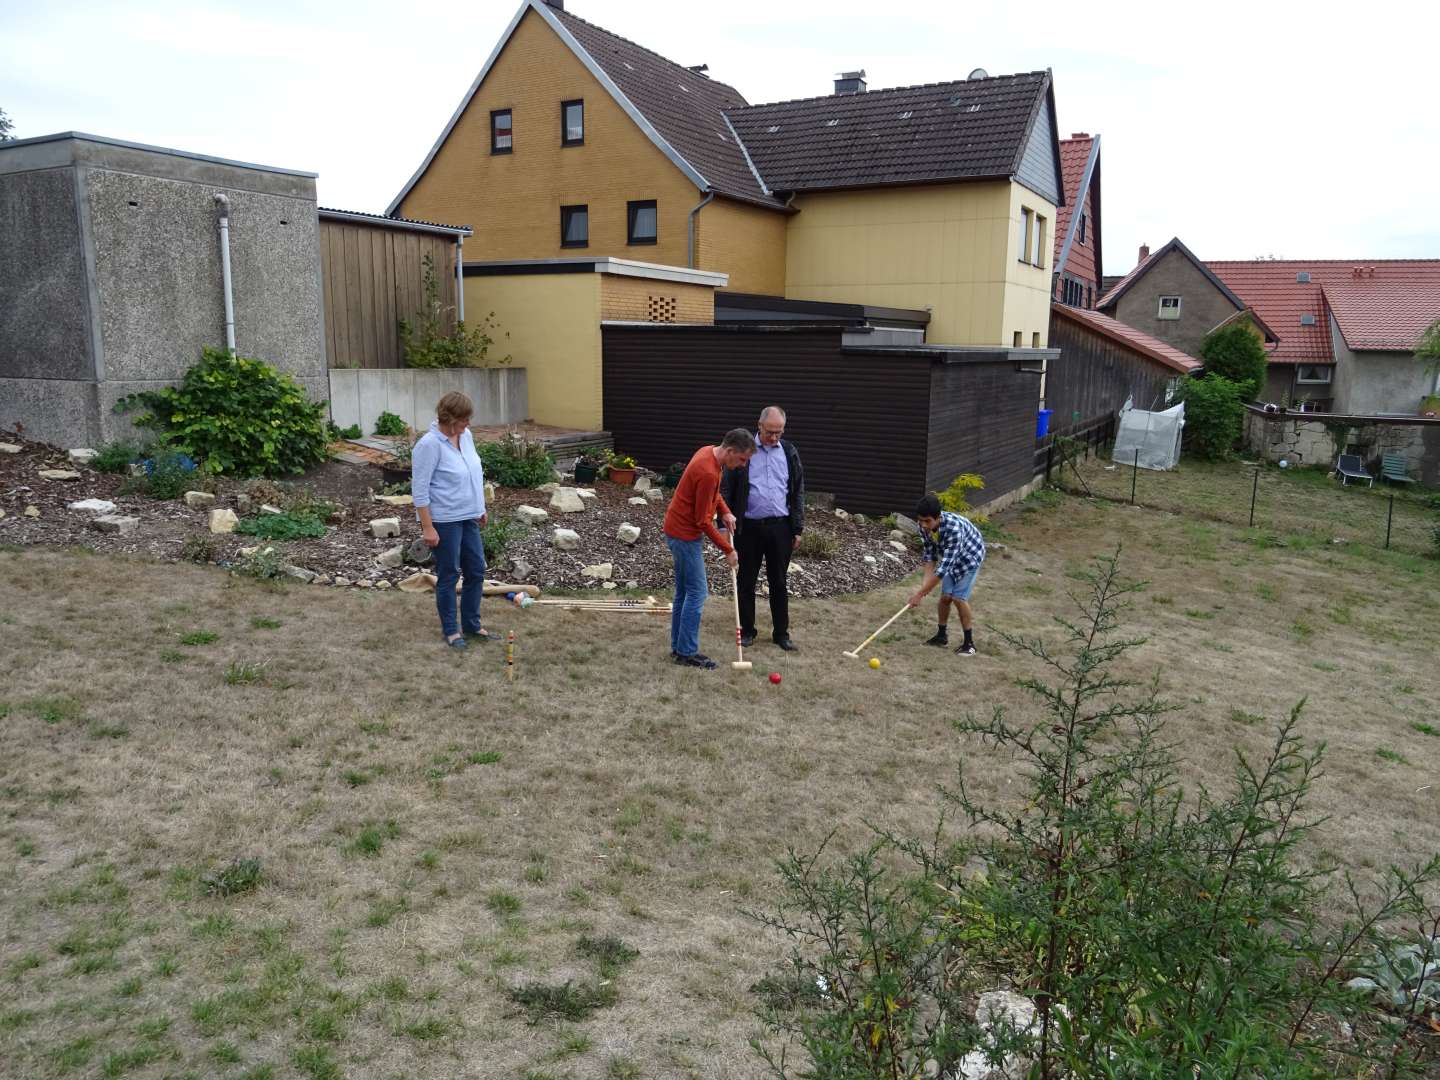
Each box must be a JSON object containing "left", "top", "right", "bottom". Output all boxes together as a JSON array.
[{"left": 0, "top": 133, "right": 327, "bottom": 446}]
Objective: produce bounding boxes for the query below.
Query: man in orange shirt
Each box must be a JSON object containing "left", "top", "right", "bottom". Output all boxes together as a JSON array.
[{"left": 663, "top": 429, "right": 756, "bottom": 669}]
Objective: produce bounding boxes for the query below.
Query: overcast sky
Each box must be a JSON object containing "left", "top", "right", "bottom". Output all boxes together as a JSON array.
[{"left": 4, "top": 0, "right": 1437, "bottom": 275}]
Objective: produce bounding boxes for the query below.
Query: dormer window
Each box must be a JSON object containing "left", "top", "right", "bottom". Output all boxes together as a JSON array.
[
  {"left": 490, "top": 110, "right": 513, "bottom": 154},
  {"left": 561, "top": 100, "right": 584, "bottom": 146}
]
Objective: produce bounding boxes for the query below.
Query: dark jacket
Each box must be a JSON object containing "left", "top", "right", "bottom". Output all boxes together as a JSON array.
[{"left": 720, "top": 439, "right": 805, "bottom": 537}]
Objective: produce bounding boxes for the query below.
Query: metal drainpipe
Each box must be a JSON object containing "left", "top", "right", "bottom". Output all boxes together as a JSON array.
[
  {"left": 455, "top": 235, "right": 465, "bottom": 322},
  {"left": 213, "top": 194, "right": 236, "bottom": 354},
  {"left": 686, "top": 192, "right": 714, "bottom": 268}
]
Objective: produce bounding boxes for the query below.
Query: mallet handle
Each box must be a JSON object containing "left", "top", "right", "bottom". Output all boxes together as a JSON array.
[
  {"left": 846, "top": 603, "right": 912, "bottom": 658},
  {"left": 730, "top": 562, "right": 746, "bottom": 667}
]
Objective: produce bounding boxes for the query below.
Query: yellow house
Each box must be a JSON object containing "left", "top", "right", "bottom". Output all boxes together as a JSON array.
[{"left": 390, "top": 0, "right": 1064, "bottom": 351}]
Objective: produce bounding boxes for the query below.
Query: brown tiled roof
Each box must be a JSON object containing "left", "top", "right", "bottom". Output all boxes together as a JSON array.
[
  {"left": 1053, "top": 135, "right": 1101, "bottom": 296},
  {"left": 1053, "top": 303, "right": 1201, "bottom": 375},
  {"left": 725, "top": 72, "right": 1053, "bottom": 193},
  {"left": 551, "top": 7, "right": 781, "bottom": 206}
]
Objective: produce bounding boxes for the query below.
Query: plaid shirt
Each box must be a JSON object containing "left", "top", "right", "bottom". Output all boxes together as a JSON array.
[{"left": 920, "top": 511, "right": 986, "bottom": 579}]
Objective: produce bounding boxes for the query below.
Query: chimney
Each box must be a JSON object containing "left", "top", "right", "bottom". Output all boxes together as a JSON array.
[
  {"left": 1070, "top": 132, "right": 1090, "bottom": 138},
  {"left": 1138, "top": 243, "right": 1150, "bottom": 264},
  {"left": 834, "top": 70, "right": 867, "bottom": 95}
]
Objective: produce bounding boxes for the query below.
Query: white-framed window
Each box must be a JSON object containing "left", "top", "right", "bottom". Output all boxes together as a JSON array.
[
  {"left": 1295, "top": 365, "right": 1332, "bottom": 384},
  {"left": 1018, "top": 207, "right": 1033, "bottom": 265},
  {"left": 1033, "top": 214, "right": 1047, "bottom": 269},
  {"left": 1157, "top": 296, "right": 1182, "bottom": 320}
]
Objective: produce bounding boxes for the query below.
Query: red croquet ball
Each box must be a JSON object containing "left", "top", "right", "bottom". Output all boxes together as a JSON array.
[{"left": 769, "top": 672, "right": 782, "bottom": 685}]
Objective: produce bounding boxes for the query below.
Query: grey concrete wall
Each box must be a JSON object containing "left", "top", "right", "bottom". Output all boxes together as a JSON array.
[
  {"left": 1337, "top": 351, "right": 1431, "bottom": 416},
  {"left": 1112, "top": 247, "right": 1241, "bottom": 359},
  {"left": 328, "top": 367, "right": 529, "bottom": 433},
  {"left": 1244, "top": 407, "right": 1440, "bottom": 485}
]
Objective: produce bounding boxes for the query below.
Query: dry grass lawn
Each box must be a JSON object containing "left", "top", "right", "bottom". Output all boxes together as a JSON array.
[{"left": 3, "top": 478, "right": 1439, "bottom": 1079}]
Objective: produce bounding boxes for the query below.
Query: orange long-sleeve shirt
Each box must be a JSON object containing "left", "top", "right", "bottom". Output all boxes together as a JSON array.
[{"left": 663, "top": 445, "right": 733, "bottom": 553}]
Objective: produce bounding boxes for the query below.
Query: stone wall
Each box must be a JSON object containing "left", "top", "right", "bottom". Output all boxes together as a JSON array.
[{"left": 1244, "top": 407, "right": 1440, "bottom": 485}]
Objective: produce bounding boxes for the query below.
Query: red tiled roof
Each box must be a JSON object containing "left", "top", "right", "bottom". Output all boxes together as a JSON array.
[
  {"left": 1054, "top": 137, "right": 1090, "bottom": 263},
  {"left": 1052, "top": 303, "right": 1201, "bottom": 375},
  {"left": 1208, "top": 260, "right": 1440, "bottom": 363}
]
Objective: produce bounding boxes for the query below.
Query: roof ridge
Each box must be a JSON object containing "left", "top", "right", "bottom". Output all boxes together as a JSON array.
[
  {"left": 732, "top": 70, "right": 1049, "bottom": 113},
  {"left": 552, "top": 6, "right": 747, "bottom": 101},
  {"left": 1208, "top": 258, "right": 1440, "bottom": 266}
]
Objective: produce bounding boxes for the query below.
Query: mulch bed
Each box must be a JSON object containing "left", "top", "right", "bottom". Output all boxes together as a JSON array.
[{"left": 0, "top": 433, "right": 921, "bottom": 596}]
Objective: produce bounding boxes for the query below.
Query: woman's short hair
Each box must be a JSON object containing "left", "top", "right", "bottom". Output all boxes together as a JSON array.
[{"left": 435, "top": 391, "right": 474, "bottom": 425}]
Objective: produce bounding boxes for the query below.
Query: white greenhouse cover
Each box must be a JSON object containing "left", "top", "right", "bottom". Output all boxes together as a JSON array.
[{"left": 1112, "top": 398, "right": 1185, "bottom": 471}]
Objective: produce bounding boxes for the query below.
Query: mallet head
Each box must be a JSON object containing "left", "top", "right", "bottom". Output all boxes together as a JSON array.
[
  {"left": 842, "top": 651, "right": 859, "bottom": 659},
  {"left": 732, "top": 661, "right": 753, "bottom": 671}
]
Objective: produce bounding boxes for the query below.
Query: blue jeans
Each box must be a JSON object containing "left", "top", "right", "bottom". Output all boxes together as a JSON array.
[
  {"left": 666, "top": 534, "right": 707, "bottom": 657},
  {"left": 432, "top": 519, "right": 486, "bottom": 639}
]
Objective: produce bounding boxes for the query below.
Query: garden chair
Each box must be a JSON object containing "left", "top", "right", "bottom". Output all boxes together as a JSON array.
[
  {"left": 1380, "top": 452, "right": 1417, "bottom": 485},
  {"left": 1334, "top": 453, "right": 1374, "bottom": 487}
]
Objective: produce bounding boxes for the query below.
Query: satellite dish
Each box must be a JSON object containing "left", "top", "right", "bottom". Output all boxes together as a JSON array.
[{"left": 967, "top": 68, "right": 989, "bottom": 80}]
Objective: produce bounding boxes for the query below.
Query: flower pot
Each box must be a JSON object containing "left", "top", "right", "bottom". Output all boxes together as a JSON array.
[
  {"left": 381, "top": 464, "right": 410, "bottom": 488},
  {"left": 573, "top": 462, "right": 598, "bottom": 484},
  {"left": 608, "top": 467, "right": 636, "bottom": 487}
]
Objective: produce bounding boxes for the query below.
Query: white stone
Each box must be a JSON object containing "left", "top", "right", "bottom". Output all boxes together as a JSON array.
[
  {"left": 863, "top": 555, "right": 877, "bottom": 565},
  {"left": 260, "top": 503, "right": 283, "bottom": 515},
  {"left": 398, "top": 572, "right": 437, "bottom": 593},
  {"left": 238, "top": 545, "right": 260, "bottom": 557},
  {"left": 553, "top": 528, "right": 581, "bottom": 551},
  {"left": 834, "top": 508, "right": 850, "bottom": 521},
  {"left": 283, "top": 565, "right": 316, "bottom": 583},
  {"left": 234, "top": 494, "right": 252, "bottom": 512},
  {"left": 644, "top": 487, "right": 664, "bottom": 503},
  {"left": 67, "top": 448, "right": 99, "bottom": 465},
  {"left": 24, "top": 505, "right": 40, "bottom": 518},
  {"left": 889, "top": 540, "right": 908, "bottom": 552},
  {"left": 510, "top": 558, "right": 533, "bottom": 581},
  {"left": 484, "top": 482, "right": 497, "bottom": 502},
  {"left": 549, "top": 487, "right": 587, "bottom": 514},
  {"left": 375, "top": 580, "right": 392, "bottom": 590},
  {"left": 38, "top": 469, "right": 82, "bottom": 481},
  {"left": 852, "top": 514, "right": 868, "bottom": 525},
  {"left": 602, "top": 581, "right": 617, "bottom": 590},
  {"left": 0, "top": 442, "right": 21, "bottom": 454},
  {"left": 514, "top": 504, "right": 550, "bottom": 526},
  {"left": 537, "top": 482, "right": 560, "bottom": 494},
  {"left": 889, "top": 529, "right": 907, "bottom": 541},
  {"left": 312, "top": 575, "right": 332, "bottom": 586},
  {"left": 616, "top": 523, "right": 641, "bottom": 545},
  {"left": 883, "top": 552, "right": 903, "bottom": 564},
  {"left": 68, "top": 499, "right": 116, "bottom": 514},
  {"left": 370, "top": 517, "right": 401, "bottom": 538},
  {"left": 627, "top": 496, "right": 648, "bottom": 506},
  {"left": 357, "top": 579, "right": 373, "bottom": 588},
  {"left": 626, "top": 580, "right": 638, "bottom": 589},
  {"left": 333, "top": 576, "right": 352, "bottom": 587},
  {"left": 376, "top": 545, "right": 404, "bottom": 569},
  {"left": 633, "top": 476, "right": 652, "bottom": 492},
  {"left": 581, "top": 562, "right": 613, "bottom": 581},
  {"left": 208, "top": 508, "right": 239, "bottom": 534},
  {"left": 0, "top": 508, "right": 5, "bottom": 521},
  {"left": 91, "top": 514, "right": 139, "bottom": 535},
  {"left": 183, "top": 490, "right": 215, "bottom": 509},
  {"left": 576, "top": 488, "right": 599, "bottom": 500},
  {"left": 375, "top": 494, "right": 413, "bottom": 506}
]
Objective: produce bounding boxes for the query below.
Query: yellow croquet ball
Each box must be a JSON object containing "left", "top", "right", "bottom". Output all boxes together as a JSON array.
[{"left": 868, "top": 657, "right": 882, "bottom": 669}]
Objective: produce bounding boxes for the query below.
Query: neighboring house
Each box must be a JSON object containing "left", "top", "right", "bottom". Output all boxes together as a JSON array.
[
  {"left": 1096, "top": 237, "right": 1277, "bottom": 361},
  {"left": 390, "top": 0, "right": 1064, "bottom": 348},
  {"left": 1051, "top": 133, "right": 1102, "bottom": 309},
  {"left": 1207, "top": 260, "right": 1440, "bottom": 415}
]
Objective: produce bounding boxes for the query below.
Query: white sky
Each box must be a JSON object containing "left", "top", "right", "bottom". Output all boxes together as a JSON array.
[{"left": 4, "top": 0, "right": 1437, "bottom": 276}]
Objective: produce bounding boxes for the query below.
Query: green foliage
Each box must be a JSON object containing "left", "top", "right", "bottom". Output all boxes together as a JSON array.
[
  {"left": 479, "top": 517, "right": 516, "bottom": 563},
  {"left": 179, "top": 534, "right": 217, "bottom": 564},
  {"left": 750, "top": 549, "right": 1440, "bottom": 1079},
  {"left": 235, "top": 511, "right": 326, "bottom": 542},
  {"left": 1176, "top": 374, "right": 1245, "bottom": 460},
  {"left": 233, "top": 546, "right": 285, "bottom": 581},
  {"left": 0, "top": 107, "right": 13, "bottom": 141},
  {"left": 575, "top": 936, "right": 638, "bottom": 978},
  {"left": 1199, "top": 320, "right": 1269, "bottom": 400},
  {"left": 326, "top": 421, "right": 363, "bottom": 441},
  {"left": 1415, "top": 317, "right": 1440, "bottom": 376},
  {"left": 118, "top": 451, "right": 199, "bottom": 500},
  {"left": 1347, "top": 932, "right": 1440, "bottom": 1030},
  {"left": 508, "top": 980, "right": 618, "bottom": 1025},
  {"left": 202, "top": 858, "right": 262, "bottom": 897},
  {"left": 397, "top": 254, "right": 512, "bottom": 368},
  {"left": 794, "top": 530, "right": 837, "bottom": 560},
  {"left": 476, "top": 434, "right": 556, "bottom": 488},
  {"left": 373, "top": 411, "right": 407, "bottom": 437},
  {"left": 91, "top": 440, "right": 145, "bottom": 474},
  {"left": 115, "top": 348, "right": 328, "bottom": 477},
  {"left": 936, "top": 471, "right": 988, "bottom": 525}
]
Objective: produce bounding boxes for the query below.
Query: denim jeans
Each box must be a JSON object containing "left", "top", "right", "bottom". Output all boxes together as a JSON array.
[
  {"left": 666, "top": 534, "right": 707, "bottom": 657},
  {"left": 432, "top": 519, "right": 486, "bottom": 639}
]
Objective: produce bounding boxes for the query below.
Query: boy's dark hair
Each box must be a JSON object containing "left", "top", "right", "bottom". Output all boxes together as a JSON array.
[
  {"left": 914, "top": 493, "right": 941, "bottom": 518},
  {"left": 721, "top": 428, "right": 756, "bottom": 453}
]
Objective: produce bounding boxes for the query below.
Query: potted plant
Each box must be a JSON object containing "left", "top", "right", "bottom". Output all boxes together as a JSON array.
[
  {"left": 381, "top": 431, "right": 416, "bottom": 487},
  {"left": 604, "top": 450, "right": 637, "bottom": 486},
  {"left": 572, "top": 451, "right": 602, "bottom": 485}
]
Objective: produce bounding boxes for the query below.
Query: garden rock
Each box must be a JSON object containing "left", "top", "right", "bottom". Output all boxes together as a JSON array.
[
  {"left": 376, "top": 545, "right": 404, "bottom": 569},
  {"left": 510, "top": 558, "right": 533, "bottom": 581},
  {"left": 24, "top": 505, "right": 40, "bottom": 517},
  {"left": 370, "top": 517, "right": 401, "bottom": 538},
  {"left": 38, "top": 469, "right": 82, "bottom": 481},
  {"left": 68, "top": 499, "right": 117, "bottom": 514},
  {"left": 889, "top": 540, "right": 908, "bottom": 552},
  {"left": 398, "top": 572, "right": 436, "bottom": 593},
  {"left": 357, "top": 579, "right": 373, "bottom": 588},
  {"left": 863, "top": 554, "right": 877, "bottom": 565},
  {"left": 208, "top": 508, "right": 239, "bottom": 534},
  {"left": 406, "top": 538, "right": 433, "bottom": 565},
  {"left": 235, "top": 494, "right": 253, "bottom": 513},
  {"left": 602, "top": 581, "right": 617, "bottom": 590},
  {"left": 91, "top": 514, "right": 139, "bottom": 535},
  {"left": 616, "top": 523, "right": 641, "bottom": 545},
  {"left": 260, "top": 504, "right": 283, "bottom": 515},
  {"left": 889, "top": 529, "right": 907, "bottom": 542},
  {"left": 627, "top": 496, "right": 648, "bottom": 506},
  {"left": 0, "top": 442, "right": 21, "bottom": 454},
  {"left": 834, "top": 508, "right": 850, "bottom": 521},
  {"left": 312, "top": 575, "right": 331, "bottom": 586},
  {"left": 644, "top": 487, "right": 664, "bottom": 503},
  {"left": 0, "top": 508, "right": 5, "bottom": 521},
  {"left": 576, "top": 488, "right": 599, "bottom": 500},
  {"left": 333, "top": 576, "right": 352, "bottom": 587},
  {"left": 537, "top": 482, "right": 560, "bottom": 494},
  {"left": 852, "top": 514, "right": 868, "bottom": 525},
  {"left": 375, "top": 494, "right": 413, "bottom": 507},
  {"left": 553, "top": 528, "right": 580, "bottom": 551},
  {"left": 634, "top": 476, "right": 652, "bottom": 492},
  {"left": 485, "top": 482, "right": 497, "bottom": 502},
  {"left": 375, "top": 580, "right": 392, "bottom": 590},
  {"left": 892, "top": 513, "right": 919, "bottom": 535},
  {"left": 549, "top": 487, "right": 586, "bottom": 514},
  {"left": 883, "top": 551, "right": 902, "bottom": 564},
  {"left": 582, "top": 562, "right": 613, "bottom": 581},
  {"left": 183, "top": 490, "right": 215, "bottom": 509},
  {"left": 955, "top": 991, "right": 1044, "bottom": 1080},
  {"left": 515, "top": 504, "right": 550, "bottom": 526},
  {"left": 283, "top": 565, "right": 316, "bottom": 583},
  {"left": 67, "top": 448, "right": 99, "bottom": 466}
]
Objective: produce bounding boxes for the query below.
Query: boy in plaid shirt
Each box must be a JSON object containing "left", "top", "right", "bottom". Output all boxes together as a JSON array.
[{"left": 907, "top": 493, "right": 985, "bottom": 655}]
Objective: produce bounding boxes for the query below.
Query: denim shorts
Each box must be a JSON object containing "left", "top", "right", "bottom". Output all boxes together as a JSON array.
[{"left": 941, "top": 564, "right": 981, "bottom": 601}]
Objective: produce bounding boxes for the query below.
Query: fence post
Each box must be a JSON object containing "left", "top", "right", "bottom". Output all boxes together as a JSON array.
[
  {"left": 1249, "top": 468, "right": 1259, "bottom": 528},
  {"left": 1385, "top": 491, "right": 1394, "bottom": 549},
  {"left": 1131, "top": 448, "right": 1139, "bottom": 504},
  {"left": 1046, "top": 442, "right": 1053, "bottom": 484}
]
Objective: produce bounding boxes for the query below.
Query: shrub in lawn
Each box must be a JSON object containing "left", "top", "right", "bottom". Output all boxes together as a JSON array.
[
  {"left": 477, "top": 434, "right": 556, "bottom": 488},
  {"left": 233, "top": 546, "right": 285, "bottom": 581},
  {"left": 91, "top": 439, "right": 146, "bottom": 473},
  {"left": 508, "top": 980, "right": 617, "bottom": 1025},
  {"left": 373, "top": 410, "right": 407, "bottom": 437},
  {"left": 1199, "top": 320, "right": 1269, "bottom": 401},
  {"left": 115, "top": 347, "right": 328, "bottom": 477},
  {"left": 202, "top": 858, "right": 262, "bottom": 897},
  {"left": 235, "top": 511, "right": 326, "bottom": 542},
  {"left": 179, "top": 534, "right": 217, "bottom": 564},
  {"left": 1176, "top": 374, "right": 1245, "bottom": 460},
  {"left": 748, "top": 548, "right": 1440, "bottom": 1079},
  {"left": 794, "top": 530, "right": 837, "bottom": 560},
  {"left": 480, "top": 517, "right": 516, "bottom": 563},
  {"left": 575, "top": 936, "right": 638, "bottom": 978}
]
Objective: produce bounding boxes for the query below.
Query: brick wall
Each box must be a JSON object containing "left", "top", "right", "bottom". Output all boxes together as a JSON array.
[{"left": 599, "top": 275, "right": 714, "bottom": 324}]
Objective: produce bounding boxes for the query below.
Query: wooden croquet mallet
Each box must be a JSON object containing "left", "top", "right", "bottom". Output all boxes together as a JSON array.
[
  {"left": 728, "top": 562, "right": 751, "bottom": 671},
  {"left": 843, "top": 603, "right": 912, "bottom": 659},
  {"left": 506, "top": 629, "right": 514, "bottom": 681}
]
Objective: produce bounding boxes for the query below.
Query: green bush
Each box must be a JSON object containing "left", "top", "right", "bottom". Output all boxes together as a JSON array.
[
  {"left": 326, "top": 421, "right": 363, "bottom": 441},
  {"left": 793, "top": 530, "right": 837, "bottom": 560},
  {"left": 936, "top": 471, "right": 988, "bottom": 525},
  {"left": 1199, "top": 321, "right": 1269, "bottom": 401},
  {"left": 373, "top": 411, "right": 407, "bottom": 437},
  {"left": 750, "top": 550, "right": 1440, "bottom": 1079},
  {"left": 1176, "top": 374, "right": 1245, "bottom": 460},
  {"left": 396, "top": 254, "right": 511, "bottom": 369},
  {"left": 115, "top": 348, "right": 328, "bottom": 477},
  {"left": 480, "top": 517, "right": 516, "bottom": 563},
  {"left": 235, "top": 511, "right": 326, "bottom": 542},
  {"left": 120, "top": 451, "right": 199, "bottom": 500},
  {"left": 476, "top": 434, "right": 555, "bottom": 488},
  {"left": 91, "top": 440, "right": 145, "bottom": 474}
]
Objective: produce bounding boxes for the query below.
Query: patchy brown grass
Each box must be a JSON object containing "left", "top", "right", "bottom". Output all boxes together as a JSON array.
[{"left": 2, "top": 481, "right": 1438, "bottom": 1078}]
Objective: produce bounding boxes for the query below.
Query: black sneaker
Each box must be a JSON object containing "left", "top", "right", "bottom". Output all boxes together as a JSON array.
[
  {"left": 773, "top": 636, "right": 798, "bottom": 652},
  {"left": 740, "top": 631, "right": 756, "bottom": 648},
  {"left": 924, "top": 631, "right": 949, "bottom": 647},
  {"left": 954, "top": 642, "right": 977, "bottom": 656},
  {"left": 673, "top": 653, "right": 718, "bottom": 670}
]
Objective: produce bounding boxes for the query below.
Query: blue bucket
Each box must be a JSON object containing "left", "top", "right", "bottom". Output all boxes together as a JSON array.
[{"left": 1036, "top": 409, "right": 1053, "bottom": 438}]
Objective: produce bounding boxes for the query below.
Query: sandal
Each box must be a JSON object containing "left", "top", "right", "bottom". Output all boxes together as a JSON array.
[
  {"left": 446, "top": 636, "right": 468, "bottom": 649},
  {"left": 463, "top": 628, "right": 500, "bottom": 642}
]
